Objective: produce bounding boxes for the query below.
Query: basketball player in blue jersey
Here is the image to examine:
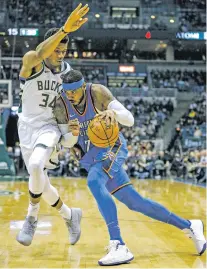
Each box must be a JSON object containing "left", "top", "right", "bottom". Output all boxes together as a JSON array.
[
  {"left": 54, "top": 69, "right": 206, "bottom": 266},
  {"left": 16, "top": 4, "right": 89, "bottom": 247}
]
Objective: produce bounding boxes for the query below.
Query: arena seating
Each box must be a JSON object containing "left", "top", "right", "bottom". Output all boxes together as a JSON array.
[
  {"left": 5, "top": 0, "right": 206, "bottom": 31},
  {"left": 150, "top": 69, "right": 206, "bottom": 92}
]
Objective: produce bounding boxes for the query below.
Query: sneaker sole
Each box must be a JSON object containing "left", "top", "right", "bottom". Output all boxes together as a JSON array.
[
  {"left": 98, "top": 256, "right": 134, "bottom": 266},
  {"left": 199, "top": 221, "right": 206, "bottom": 255}
]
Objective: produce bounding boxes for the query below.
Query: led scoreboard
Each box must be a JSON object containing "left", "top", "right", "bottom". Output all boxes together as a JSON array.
[{"left": 7, "top": 28, "right": 39, "bottom": 36}]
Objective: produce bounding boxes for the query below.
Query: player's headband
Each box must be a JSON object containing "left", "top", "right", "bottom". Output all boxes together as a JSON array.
[{"left": 62, "top": 78, "right": 84, "bottom": 91}]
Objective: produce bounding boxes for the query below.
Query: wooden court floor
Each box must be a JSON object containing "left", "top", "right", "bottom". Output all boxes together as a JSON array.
[{"left": 0, "top": 178, "right": 206, "bottom": 268}]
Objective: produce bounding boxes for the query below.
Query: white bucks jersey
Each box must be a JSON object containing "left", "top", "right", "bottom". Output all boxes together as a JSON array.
[{"left": 18, "top": 61, "right": 71, "bottom": 128}]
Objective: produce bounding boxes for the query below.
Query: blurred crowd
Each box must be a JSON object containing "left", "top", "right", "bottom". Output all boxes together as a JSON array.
[
  {"left": 150, "top": 69, "right": 206, "bottom": 92},
  {"left": 7, "top": 0, "right": 73, "bottom": 27},
  {"left": 175, "top": 0, "right": 206, "bottom": 9},
  {"left": 167, "top": 94, "right": 206, "bottom": 181},
  {"left": 74, "top": 66, "right": 106, "bottom": 84},
  {"left": 121, "top": 98, "right": 174, "bottom": 139},
  {"left": 5, "top": 0, "right": 206, "bottom": 31},
  {"left": 179, "top": 11, "right": 206, "bottom": 32}
]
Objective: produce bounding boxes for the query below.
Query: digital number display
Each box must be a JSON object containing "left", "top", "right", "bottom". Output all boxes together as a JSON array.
[
  {"left": 20, "top": 28, "right": 39, "bottom": 36},
  {"left": 8, "top": 28, "right": 18, "bottom": 36},
  {"left": 8, "top": 28, "right": 39, "bottom": 36}
]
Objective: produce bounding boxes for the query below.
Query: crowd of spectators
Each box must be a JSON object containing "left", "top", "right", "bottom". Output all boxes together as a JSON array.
[
  {"left": 7, "top": 0, "right": 73, "bottom": 27},
  {"left": 175, "top": 0, "right": 206, "bottom": 9},
  {"left": 121, "top": 98, "right": 174, "bottom": 139},
  {"left": 150, "top": 69, "right": 206, "bottom": 92},
  {"left": 5, "top": 0, "right": 206, "bottom": 32},
  {"left": 179, "top": 11, "right": 206, "bottom": 32},
  {"left": 176, "top": 0, "right": 206, "bottom": 31},
  {"left": 167, "top": 93, "right": 206, "bottom": 182},
  {"left": 74, "top": 66, "right": 106, "bottom": 84},
  {"left": 6, "top": 0, "right": 109, "bottom": 28}
]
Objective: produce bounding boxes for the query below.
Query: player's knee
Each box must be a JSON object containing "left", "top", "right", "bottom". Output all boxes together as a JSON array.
[
  {"left": 87, "top": 176, "right": 98, "bottom": 190},
  {"left": 127, "top": 196, "right": 154, "bottom": 213},
  {"left": 126, "top": 200, "right": 139, "bottom": 211},
  {"left": 87, "top": 174, "right": 104, "bottom": 191},
  {"left": 28, "top": 159, "right": 44, "bottom": 176}
]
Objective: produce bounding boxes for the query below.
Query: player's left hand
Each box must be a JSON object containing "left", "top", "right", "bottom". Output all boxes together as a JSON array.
[
  {"left": 63, "top": 3, "right": 89, "bottom": 33},
  {"left": 95, "top": 110, "right": 117, "bottom": 127}
]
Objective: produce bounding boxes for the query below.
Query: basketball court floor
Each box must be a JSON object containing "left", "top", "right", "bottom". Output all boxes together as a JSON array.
[{"left": 0, "top": 178, "right": 206, "bottom": 268}]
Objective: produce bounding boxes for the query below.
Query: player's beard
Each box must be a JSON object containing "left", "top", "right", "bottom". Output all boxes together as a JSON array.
[{"left": 76, "top": 88, "right": 86, "bottom": 106}]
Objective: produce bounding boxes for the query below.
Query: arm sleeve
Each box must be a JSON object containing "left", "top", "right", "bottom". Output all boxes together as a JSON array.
[{"left": 107, "top": 100, "right": 134, "bottom": 127}]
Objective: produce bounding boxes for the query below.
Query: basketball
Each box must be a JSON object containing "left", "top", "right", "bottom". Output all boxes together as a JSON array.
[{"left": 87, "top": 116, "right": 119, "bottom": 148}]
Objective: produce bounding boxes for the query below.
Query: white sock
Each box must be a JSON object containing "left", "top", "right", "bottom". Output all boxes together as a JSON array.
[
  {"left": 27, "top": 202, "right": 40, "bottom": 220},
  {"left": 58, "top": 203, "right": 71, "bottom": 220}
]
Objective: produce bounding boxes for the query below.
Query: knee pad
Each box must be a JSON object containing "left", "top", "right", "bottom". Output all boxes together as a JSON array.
[
  {"left": 28, "top": 157, "right": 46, "bottom": 194},
  {"left": 28, "top": 159, "right": 44, "bottom": 176}
]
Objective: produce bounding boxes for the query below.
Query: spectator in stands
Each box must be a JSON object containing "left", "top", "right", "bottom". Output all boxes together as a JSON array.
[
  {"left": 153, "top": 156, "right": 165, "bottom": 179},
  {"left": 150, "top": 69, "right": 206, "bottom": 92}
]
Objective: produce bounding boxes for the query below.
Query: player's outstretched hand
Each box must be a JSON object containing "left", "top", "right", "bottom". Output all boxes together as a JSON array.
[
  {"left": 95, "top": 110, "right": 117, "bottom": 127},
  {"left": 63, "top": 3, "right": 89, "bottom": 33}
]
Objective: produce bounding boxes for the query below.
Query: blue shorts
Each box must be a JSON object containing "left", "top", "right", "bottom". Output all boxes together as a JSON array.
[{"left": 87, "top": 133, "right": 131, "bottom": 194}]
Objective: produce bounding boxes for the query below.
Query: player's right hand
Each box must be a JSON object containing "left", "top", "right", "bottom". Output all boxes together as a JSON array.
[
  {"left": 69, "top": 118, "right": 80, "bottom": 136},
  {"left": 63, "top": 3, "right": 89, "bottom": 33}
]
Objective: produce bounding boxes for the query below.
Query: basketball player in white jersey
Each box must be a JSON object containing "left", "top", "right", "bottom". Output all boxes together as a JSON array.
[{"left": 16, "top": 3, "right": 89, "bottom": 246}]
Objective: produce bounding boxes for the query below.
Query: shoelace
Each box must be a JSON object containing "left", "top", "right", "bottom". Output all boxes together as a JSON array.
[
  {"left": 23, "top": 220, "right": 36, "bottom": 235},
  {"left": 183, "top": 228, "right": 194, "bottom": 239},
  {"left": 66, "top": 219, "right": 79, "bottom": 234},
  {"left": 105, "top": 243, "right": 119, "bottom": 253}
]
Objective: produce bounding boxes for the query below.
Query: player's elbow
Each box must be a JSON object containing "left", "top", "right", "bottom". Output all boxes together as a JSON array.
[
  {"left": 36, "top": 50, "right": 44, "bottom": 61},
  {"left": 126, "top": 113, "right": 134, "bottom": 127}
]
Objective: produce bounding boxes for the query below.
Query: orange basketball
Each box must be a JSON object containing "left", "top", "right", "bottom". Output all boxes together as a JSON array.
[{"left": 87, "top": 116, "right": 119, "bottom": 148}]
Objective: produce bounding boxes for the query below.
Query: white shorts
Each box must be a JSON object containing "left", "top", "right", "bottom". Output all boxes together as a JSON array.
[
  {"left": 18, "top": 120, "right": 61, "bottom": 170},
  {"left": 18, "top": 120, "right": 61, "bottom": 149},
  {"left": 20, "top": 145, "right": 60, "bottom": 171}
]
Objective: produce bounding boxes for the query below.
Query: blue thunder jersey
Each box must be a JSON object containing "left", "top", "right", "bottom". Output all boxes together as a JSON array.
[{"left": 61, "top": 83, "right": 128, "bottom": 178}]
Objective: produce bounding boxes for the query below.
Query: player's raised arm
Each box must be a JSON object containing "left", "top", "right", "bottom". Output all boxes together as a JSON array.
[
  {"left": 92, "top": 84, "right": 134, "bottom": 127},
  {"left": 21, "top": 3, "right": 89, "bottom": 76}
]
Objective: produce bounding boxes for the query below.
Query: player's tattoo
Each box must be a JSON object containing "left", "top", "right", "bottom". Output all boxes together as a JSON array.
[
  {"left": 53, "top": 96, "right": 69, "bottom": 124},
  {"left": 91, "top": 84, "right": 114, "bottom": 111}
]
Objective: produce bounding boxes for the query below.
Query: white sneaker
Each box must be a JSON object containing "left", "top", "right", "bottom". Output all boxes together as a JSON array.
[
  {"left": 183, "top": 220, "right": 206, "bottom": 255},
  {"left": 98, "top": 240, "right": 134, "bottom": 266}
]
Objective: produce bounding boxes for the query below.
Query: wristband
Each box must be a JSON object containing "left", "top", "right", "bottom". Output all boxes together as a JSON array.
[{"left": 61, "top": 27, "right": 70, "bottom": 34}]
